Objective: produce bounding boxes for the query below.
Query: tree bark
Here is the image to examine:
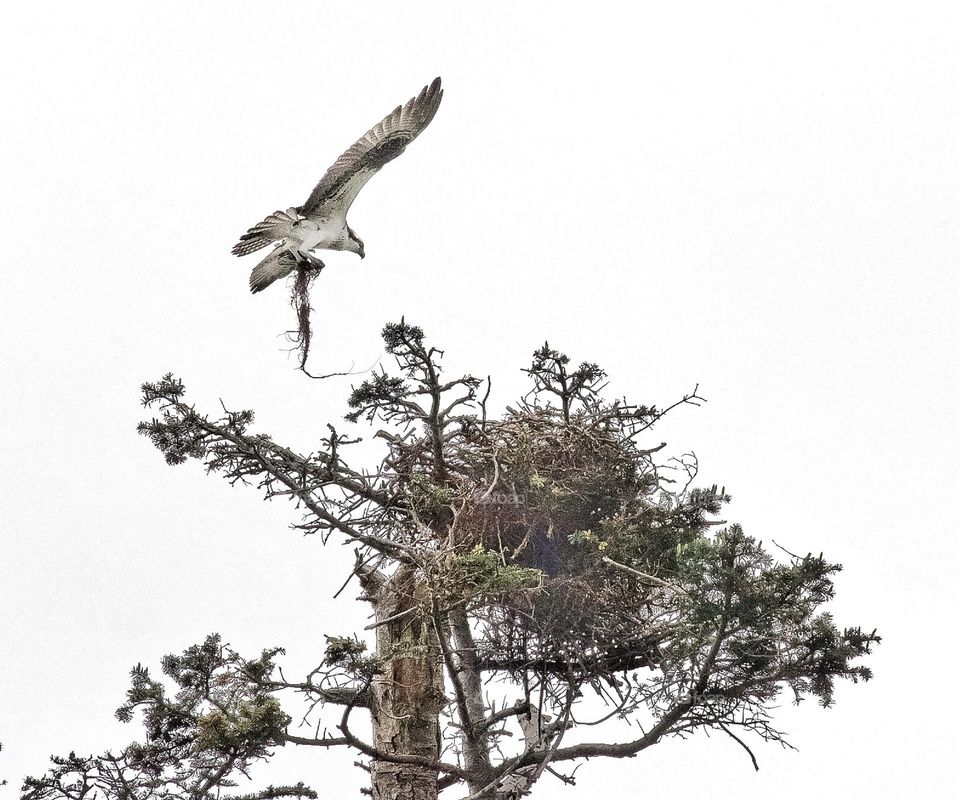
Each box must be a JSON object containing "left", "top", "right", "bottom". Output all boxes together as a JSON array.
[{"left": 366, "top": 565, "right": 446, "bottom": 800}]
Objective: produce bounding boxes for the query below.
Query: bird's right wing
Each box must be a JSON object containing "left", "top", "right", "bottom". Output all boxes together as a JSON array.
[
  {"left": 301, "top": 77, "right": 443, "bottom": 219},
  {"left": 248, "top": 248, "right": 299, "bottom": 294}
]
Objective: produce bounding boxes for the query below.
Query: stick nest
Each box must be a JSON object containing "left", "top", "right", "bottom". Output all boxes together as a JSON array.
[{"left": 423, "top": 406, "right": 720, "bottom": 683}]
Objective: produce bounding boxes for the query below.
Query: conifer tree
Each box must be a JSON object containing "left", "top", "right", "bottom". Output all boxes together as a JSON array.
[{"left": 22, "top": 321, "right": 878, "bottom": 800}]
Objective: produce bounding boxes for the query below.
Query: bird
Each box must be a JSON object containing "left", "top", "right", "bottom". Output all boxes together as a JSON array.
[{"left": 233, "top": 77, "right": 444, "bottom": 293}]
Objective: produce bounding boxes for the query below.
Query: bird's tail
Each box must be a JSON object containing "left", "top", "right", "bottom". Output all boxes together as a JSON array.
[{"left": 249, "top": 248, "right": 298, "bottom": 294}]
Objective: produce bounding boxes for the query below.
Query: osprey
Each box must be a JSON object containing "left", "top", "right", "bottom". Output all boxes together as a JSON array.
[{"left": 233, "top": 77, "right": 444, "bottom": 293}]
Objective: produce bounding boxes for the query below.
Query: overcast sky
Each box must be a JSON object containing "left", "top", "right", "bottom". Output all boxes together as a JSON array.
[{"left": 1, "top": 2, "right": 957, "bottom": 798}]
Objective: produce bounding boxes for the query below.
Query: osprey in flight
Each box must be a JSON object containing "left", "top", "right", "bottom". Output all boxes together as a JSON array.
[{"left": 233, "top": 77, "right": 443, "bottom": 293}]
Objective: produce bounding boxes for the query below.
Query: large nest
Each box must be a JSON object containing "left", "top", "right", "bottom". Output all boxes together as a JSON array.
[
  {"left": 431, "top": 406, "right": 720, "bottom": 685},
  {"left": 469, "top": 409, "right": 656, "bottom": 573}
]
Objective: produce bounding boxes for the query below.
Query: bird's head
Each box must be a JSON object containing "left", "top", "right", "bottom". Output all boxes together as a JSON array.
[{"left": 347, "top": 227, "right": 365, "bottom": 259}]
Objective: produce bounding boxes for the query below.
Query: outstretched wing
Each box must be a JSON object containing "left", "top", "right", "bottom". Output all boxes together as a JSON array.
[
  {"left": 302, "top": 77, "right": 443, "bottom": 219},
  {"left": 232, "top": 207, "right": 302, "bottom": 257}
]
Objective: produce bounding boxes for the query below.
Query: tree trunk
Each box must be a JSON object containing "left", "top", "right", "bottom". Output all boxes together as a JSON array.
[{"left": 365, "top": 565, "right": 445, "bottom": 800}]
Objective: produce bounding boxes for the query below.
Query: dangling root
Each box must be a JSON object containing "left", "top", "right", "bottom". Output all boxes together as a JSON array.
[{"left": 289, "top": 263, "right": 323, "bottom": 371}]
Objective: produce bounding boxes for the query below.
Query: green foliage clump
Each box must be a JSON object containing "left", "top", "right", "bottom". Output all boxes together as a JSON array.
[
  {"left": 381, "top": 319, "right": 425, "bottom": 352},
  {"left": 138, "top": 374, "right": 255, "bottom": 466},
  {"left": 675, "top": 536, "right": 719, "bottom": 585},
  {"left": 409, "top": 472, "right": 458, "bottom": 515},
  {"left": 116, "top": 635, "right": 291, "bottom": 767},
  {"left": 345, "top": 373, "right": 409, "bottom": 423},
  {"left": 324, "top": 636, "right": 383, "bottom": 679},
  {"left": 195, "top": 697, "right": 288, "bottom": 752},
  {"left": 453, "top": 545, "right": 543, "bottom": 595},
  {"left": 563, "top": 484, "right": 729, "bottom": 576},
  {"left": 658, "top": 525, "right": 879, "bottom": 708},
  {"left": 22, "top": 636, "right": 316, "bottom": 800}
]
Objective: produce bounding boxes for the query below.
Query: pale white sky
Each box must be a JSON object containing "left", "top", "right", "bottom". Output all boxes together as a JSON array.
[{"left": 1, "top": 2, "right": 957, "bottom": 798}]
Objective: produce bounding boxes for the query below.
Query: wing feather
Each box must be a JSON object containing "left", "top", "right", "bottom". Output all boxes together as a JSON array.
[
  {"left": 232, "top": 207, "right": 301, "bottom": 257},
  {"left": 302, "top": 77, "right": 443, "bottom": 218},
  {"left": 249, "top": 248, "right": 298, "bottom": 293}
]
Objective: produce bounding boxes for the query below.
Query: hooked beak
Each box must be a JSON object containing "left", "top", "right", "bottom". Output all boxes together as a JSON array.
[{"left": 359, "top": 244, "right": 366, "bottom": 259}]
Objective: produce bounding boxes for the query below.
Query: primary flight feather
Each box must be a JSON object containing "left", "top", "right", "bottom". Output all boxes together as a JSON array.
[{"left": 234, "top": 77, "right": 444, "bottom": 293}]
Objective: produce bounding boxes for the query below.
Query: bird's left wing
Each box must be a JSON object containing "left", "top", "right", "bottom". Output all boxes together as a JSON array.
[
  {"left": 301, "top": 77, "right": 443, "bottom": 219},
  {"left": 232, "top": 207, "right": 302, "bottom": 257}
]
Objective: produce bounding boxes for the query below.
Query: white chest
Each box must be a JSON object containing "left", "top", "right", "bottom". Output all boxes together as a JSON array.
[{"left": 294, "top": 218, "right": 347, "bottom": 252}]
